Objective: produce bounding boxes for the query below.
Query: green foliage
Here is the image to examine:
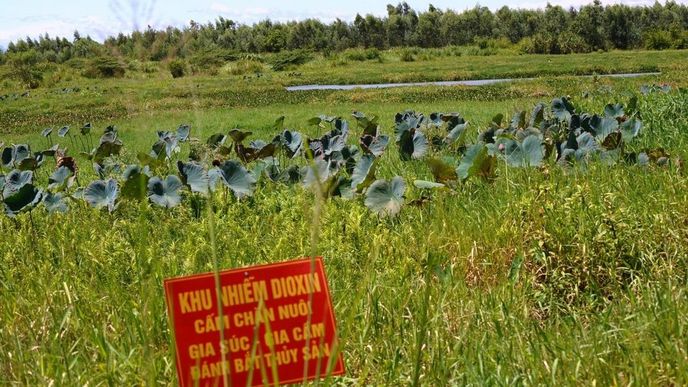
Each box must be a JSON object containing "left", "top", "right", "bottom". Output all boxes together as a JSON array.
[
  {"left": 188, "top": 48, "right": 240, "bottom": 71},
  {"left": 1, "top": 73, "right": 688, "bottom": 386},
  {"left": 343, "top": 48, "right": 382, "bottom": 62},
  {"left": 83, "top": 56, "right": 126, "bottom": 78},
  {"left": 399, "top": 48, "right": 416, "bottom": 62},
  {"left": 270, "top": 49, "right": 312, "bottom": 71},
  {"left": 519, "top": 32, "right": 591, "bottom": 54},
  {"left": 6, "top": 49, "right": 43, "bottom": 88},
  {"left": 83, "top": 178, "right": 118, "bottom": 212},
  {"left": 168, "top": 59, "right": 186, "bottom": 78},
  {"left": 364, "top": 176, "right": 405, "bottom": 217},
  {"left": 224, "top": 59, "right": 264, "bottom": 75},
  {"left": 147, "top": 175, "right": 183, "bottom": 208},
  {"left": 643, "top": 30, "right": 673, "bottom": 50}
]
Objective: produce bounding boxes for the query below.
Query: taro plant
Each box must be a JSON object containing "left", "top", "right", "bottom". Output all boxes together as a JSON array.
[
  {"left": 2, "top": 170, "right": 43, "bottom": 217},
  {"left": 147, "top": 175, "right": 183, "bottom": 208},
  {"left": 210, "top": 160, "right": 257, "bottom": 198},
  {"left": 41, "top": 127, "right": 54, "bottom": 147},
  {"left": 364, "top": 176, "right": 406, "bottom": 217},
  {"left": 83, "top": 178, "right": 119, "bottom": 212},
  {"left": 0, "top": 94, "right": 664, "bottom": 221}
]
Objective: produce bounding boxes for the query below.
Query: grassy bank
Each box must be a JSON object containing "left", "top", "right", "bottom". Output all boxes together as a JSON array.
[{"left": 1, "top": 52, "right": 687, "bottom": 385}]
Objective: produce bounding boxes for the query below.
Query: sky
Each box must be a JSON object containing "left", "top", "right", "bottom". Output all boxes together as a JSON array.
[{"left": 0, "top": 0, "right": 683, "bottom": 48}]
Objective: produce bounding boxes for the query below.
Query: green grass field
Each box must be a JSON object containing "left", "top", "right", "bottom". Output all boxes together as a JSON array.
[{"left": 1, "top": 50, "right": 688, "bottom": 385}]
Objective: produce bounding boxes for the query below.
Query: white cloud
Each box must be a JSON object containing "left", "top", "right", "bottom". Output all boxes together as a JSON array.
[{"left": 207, "top": 2, "right": 356, "bottom": 23}]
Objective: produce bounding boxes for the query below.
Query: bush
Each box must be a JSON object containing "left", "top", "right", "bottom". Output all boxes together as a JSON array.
[
  {"left": 223, "top": 60, "right": 264, "bottom": 76},
  {"left": 343, "top": 48, "right": 382, "bottom": 62},
  {"left": 83, "top": 56, "right": 126, "bottom": 78},
  {"left": 7, "top": 50, "right": 43, "bottom": 89},
  {"left": 400, "top": 48, "right": 416, "bottom": 62},
  {"left": 558, "top": 32, "right": 592, "bottom": 54},
  {"left": 644, "top": 30, "right": 672, "bottom": 50},
  {"left": 168, "top": 59, "right": 186, "bottom": 78},
  {"left": 518, "top": 33, "right": 590, "bottom": 54},
  {"left": 188, "top": 49, "right": 240, "bottom": 71},
  {"left": 64, "top": 58, "right": 87, "bottom": 70},
  {"left": 270, "top": 50, "right": 312, "bottom": 71}
]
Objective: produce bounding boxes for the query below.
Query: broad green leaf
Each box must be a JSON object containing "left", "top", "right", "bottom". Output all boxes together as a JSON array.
[
  {"left": 445, "top": 122, "right": 468, "bottom": 145},
  {"left": 274, "top": 130, "right": 302, "bottom": 158},
  {"left": 529, "top": 103, "right": 545, "bottom": 128},
  {"left": 217, "top": 160, "right": 256, "bottom": 198},
  {"left": 228, "top": 129, "right": 252, "bottom": 144},
  {"left": 360, "top": 134, "right": 389, "bottom": 157},
  {"left": 207, "top": 133, "right": 226, "bottom": 147},
  {"left": 1, "top": 147, "right": 13, "bottom": 167},
  {"left": 84, "top": 179, "right": 119, "bottom": 212},
  {"left": 457, "top": 143, "right": 496, "bottom": 182},
  {"left": 3, "top": 170, "right": 33, "bottom": 197},
  {"left": 552, "top": 97, "right": 574, "bottom": 122},
  {"left": 593, "top": 117, "right": 619, "bottom": 142},
  {"left": 17, "top": 157, "right": 39, "bottom": 171},
  {"left": 505, "top": 135, "right": 544, "bottom": 167},
  {"left": 177, "top": 161, "right": 209, "bottom": 195},
  {"left": 364, "top": 176, "right": 406, "bottom": 217},
  {"left": 604, "top": 103, "right": 624, "bottom": 119},
  {"left": 620, "top": 118, "right": 642, "bottom": 142},
  {"left": 510, "top": 111, "right": 526, "bottom": 129},
  {"left": 94, "top": 139, "right": 123, "bottom": 162},
  {"left": 4, "top": 184, "right": 42, "bottom": 216},
  {"left": 148, "top": 175, "right": 183, "bottom": 208},
  {"left": 99, "top": 131, "right": 117, "bottom": 144},
  {"left": 121, "top": 165, "right": 150, "bottom": 201},
  {"left": 427, "top": 157, "right": 458, "bottom": 183},
  {"left": 328, "top": 176, "right": 355, "bottom": 200},
  {"left": 13, "top": 144, "right": 30, "bottom": 164},
  {"left": 491, "top": 113, "right": 504, "bottom": 127},
  {"left": 177, "top": 124, "right": 190, "bottom": 142},
  {"left": 41, "top": 144, "right": 60, "bottom": 157},
  {"left": 398, "top": 129, "right": 428, "bottom": 161},
  {"left": 303, "top": 159, "right": 332, "bottom": 188},
  {"left": 43, "top": 192, "right": 68, "bottom": 213},
  {"left": 48, "top": 166, "right": 72, "bottom": 191},
  {"left": 351, "top": 154, "right": 376, "bottom": 191}
]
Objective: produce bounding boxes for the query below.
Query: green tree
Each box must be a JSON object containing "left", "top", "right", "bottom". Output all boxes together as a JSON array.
[{"left": 572, "top": 0, "right": 607, "bottom": 50}]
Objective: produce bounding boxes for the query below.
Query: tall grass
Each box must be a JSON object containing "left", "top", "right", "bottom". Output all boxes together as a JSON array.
[{"left": 1, "top": 74, "right": 687, "bottom": 385}]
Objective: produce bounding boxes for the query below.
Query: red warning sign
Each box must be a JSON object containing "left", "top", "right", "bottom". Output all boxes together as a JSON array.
[{"left": 164, "top": 257, "right": 344, "bottom": 387}]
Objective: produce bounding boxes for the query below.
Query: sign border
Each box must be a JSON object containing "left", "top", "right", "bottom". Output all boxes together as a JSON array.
[{"left": 163, "top": 257, "right": 345, "bottom": 387}]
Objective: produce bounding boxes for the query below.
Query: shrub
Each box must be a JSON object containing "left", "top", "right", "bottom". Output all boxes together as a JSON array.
[
  {"left": 644, "top": 30, "right": 673, "bottom": 50},
  {"left": 558, "top": 31, "right": 591, "bottom": 54},
  {"left": 270, "top": 49, "right": 312, "bottom": 71},
  {"left": 518, "top": 33, "right": 590, "bottom": 54},
  {"left": 7, "top": 50, "right": 43, "bottom": 89},
  {"left": 188, "top": 49, "right": 240, "bottom": 71},
  {"left": 222, "top": 60, "right": 264, "bottom": 75},
  {"left": 400, "top": 48, "right": 415, "bottom": 62},
  {"left": 64, "top": 58, "right": 87, "bottom": 70},
  {"left": 343, "top": 48, "right": 381, "bottom": 62},
  {"left": 168, "top": 59, "right": 186, "bottom": 78},
  {"left": 83, "top": 56, "right": 126, "bottom": 78}
]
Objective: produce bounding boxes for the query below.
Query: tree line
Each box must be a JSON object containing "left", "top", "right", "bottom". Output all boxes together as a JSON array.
[{"left": 1, "top": 1, "right": 688, "bottom": 65}]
